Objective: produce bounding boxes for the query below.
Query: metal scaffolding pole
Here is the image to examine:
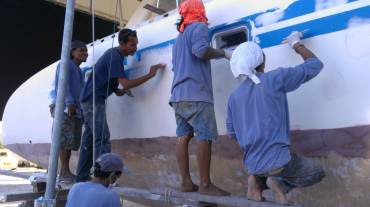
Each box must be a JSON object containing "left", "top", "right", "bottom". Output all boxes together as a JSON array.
[{"left": 45, "top": 0, "right": 75, "bottom": 200}]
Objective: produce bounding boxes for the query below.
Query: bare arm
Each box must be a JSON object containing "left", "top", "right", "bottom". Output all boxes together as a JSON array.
[
  {"left": 293, "top": 43, "right": 316, "bottom": 60},
  {"left": 201, "top": 47, "right": 226, "bottom": 60},
  {"left": 118, "top": 74, "right": 153, "bottom": 90},
  {"left": 118, "top": 64, "right": 166, "bottom": 90}
]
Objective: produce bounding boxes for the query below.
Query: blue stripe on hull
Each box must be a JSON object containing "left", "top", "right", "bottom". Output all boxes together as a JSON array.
[
  {"left": 257, "top": 6, "right": 370, "bottom": 48},
  {"left": 134, "top": 5, "right": 370, "bottom": 58}
]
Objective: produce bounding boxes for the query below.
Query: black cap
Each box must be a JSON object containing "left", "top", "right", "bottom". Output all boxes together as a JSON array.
[{"left": 71, "top": 40, "right": 86, "bottom": 50}]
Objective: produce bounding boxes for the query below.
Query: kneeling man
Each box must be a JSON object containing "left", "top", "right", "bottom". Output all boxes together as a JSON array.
[{"left": 226, "top": 32, "right": 325, "bottom": 204}]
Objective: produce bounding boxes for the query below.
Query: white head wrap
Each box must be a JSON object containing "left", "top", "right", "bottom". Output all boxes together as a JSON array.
[{"left": 230, "top": 42, "right": 264, "bottom": 84}]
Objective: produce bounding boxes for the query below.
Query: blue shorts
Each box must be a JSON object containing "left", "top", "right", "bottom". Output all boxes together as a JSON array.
[
  {"left": 257, "top": 154, "right": 325, "bottom": 193},
  {"left": 171, "top": 102, "right": 218, "bottom": 141}
]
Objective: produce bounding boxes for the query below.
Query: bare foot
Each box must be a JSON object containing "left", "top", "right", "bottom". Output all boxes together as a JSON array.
[
  {"left": 266, "top": 177, "right": 290, "bottom": 205},
  {"left": 247, "top": 175, "right": 263, "bottom": 201},
  {"left": 181, "top": 181, "right": 199, "bottom": 192},
  {"left": 199, "top": 183, "right": 230, "bottom": 196}
]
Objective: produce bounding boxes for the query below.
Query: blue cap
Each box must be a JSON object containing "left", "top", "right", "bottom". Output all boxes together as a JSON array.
[{"left": 95, "top": 153, "right": 129, "bottom": 173}]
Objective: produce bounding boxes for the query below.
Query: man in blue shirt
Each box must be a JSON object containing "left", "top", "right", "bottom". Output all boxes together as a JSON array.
[
  {"left": 170, "top": 0, "right": 232, "bottom": 196},
  {"left": 227, "top": 33, "right": 325, "bottom": 204},
  {"left": 50, "top": 40, "right": 88, "bottom": 183},
  {"left": 76, "top": 29, "right": 166, "bottom": 182},
  {"left": 66, "top": 153, "right": 125, "bottom": 207}
]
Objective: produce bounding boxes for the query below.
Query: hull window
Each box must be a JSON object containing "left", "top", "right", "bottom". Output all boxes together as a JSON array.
[{"left": 212, "top": 26, "right": 248, "bottom": 49}]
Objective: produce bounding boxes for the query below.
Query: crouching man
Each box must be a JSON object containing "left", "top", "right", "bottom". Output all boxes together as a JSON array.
[
  {"left": 226, "top": 32, "right": 325, "bottom": 204},
  {"left": 66, "top": 153, "right": 125, "bottom": 207}
]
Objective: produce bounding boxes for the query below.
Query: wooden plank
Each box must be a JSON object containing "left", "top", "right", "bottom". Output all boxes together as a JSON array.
[
  {"left": 0, "top": 169, "right": 31, "bottom": 180},
  {"left": 114, "top": 187, "right": 300, "bottom": 207},
  {"left": 113, "top": 187, "right": 197, "bottom": 206},
  {"left": 1, "top": 185, "right": 302, "bottom": 207},
  {"left": 150, "top": 188, "right": 296, "bottom": 207},
  {"left": 2, "top": 192, "right": 43, "bottom": 203},
  {"left": 2, "top": 189, "right": 68, "bottom": 203}
]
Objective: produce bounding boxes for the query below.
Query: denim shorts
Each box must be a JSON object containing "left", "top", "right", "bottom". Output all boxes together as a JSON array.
[
  {"left": 258, "top": 154, "right": 326, "bottom": 193},
  {"left": 171, "top": 101, "right": 218, "bottom": 141}
]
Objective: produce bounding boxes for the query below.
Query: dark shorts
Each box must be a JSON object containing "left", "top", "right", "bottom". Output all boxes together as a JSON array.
[
  {"left": 171, "top": 102, "right": 218, "bottom": 141},
  {"left": 257, "top": 154, "right": 325, "bottom": 193},
  {"left": 50, "top": 105, "right": 83, "bottom": 151}
]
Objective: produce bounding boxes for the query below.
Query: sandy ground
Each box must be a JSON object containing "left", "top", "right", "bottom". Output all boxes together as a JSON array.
[{"left": 0, "top": 168, "right": 148, "bottom": 207}]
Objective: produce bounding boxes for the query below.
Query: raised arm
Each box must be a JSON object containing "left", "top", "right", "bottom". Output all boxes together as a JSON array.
[
  {"left": 191, "top": 23, "right": 231, "bottom": 60},
  {"left": 279, "top": 31, "right": 324, "bottom": 92}
]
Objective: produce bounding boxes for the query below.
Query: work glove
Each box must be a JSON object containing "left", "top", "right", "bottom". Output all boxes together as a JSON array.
[
  {"left": 224, "top": 49, "right": 233, "bottom": 60},
  {"left": 283, "top": 31, "right": 303, "bottom": 48}
]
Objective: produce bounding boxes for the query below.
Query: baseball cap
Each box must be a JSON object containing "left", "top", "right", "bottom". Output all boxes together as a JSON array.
[
  {"left": 71, "top": 40, "right": 86, "bottom": 50},
  {"left": 95, "top": 153, "right": 129, "bottom": 173}
]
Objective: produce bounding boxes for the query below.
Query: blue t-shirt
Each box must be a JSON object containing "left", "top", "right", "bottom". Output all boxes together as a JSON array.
[
  {"left": 50, "top": 60, "right": 84, "bottom": 117},
  {"left": 226, "top": 58, "right": 324, "bottom": 174},
  {"left": 80, "top": 47, "right": 126, "bottom": 103},
  {"left": 170, "top": 22, "right": 213, "bottom": 104},
  {"left": 66, "top": 182, "right": 121, "bottom": 207}
]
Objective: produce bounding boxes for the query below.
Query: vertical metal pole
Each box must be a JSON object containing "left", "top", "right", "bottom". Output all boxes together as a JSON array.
[
  {"left": 45, "top": 0, "right": 75, "bottom": 199},
  {"left": 176, "top": 0, "right": 179, "bottom": 7}
]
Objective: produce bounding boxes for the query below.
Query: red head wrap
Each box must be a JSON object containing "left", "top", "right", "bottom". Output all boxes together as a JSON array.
[{"left": 178, "top": 0, "right": 208, "bottom": 33}]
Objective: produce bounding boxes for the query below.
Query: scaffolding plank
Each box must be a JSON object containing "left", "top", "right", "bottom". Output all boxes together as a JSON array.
[
  {"left": 114, "top": 187, "right": 299, "bottom": 207},
  {"left": 1, "top": 189, "right": 68, "bottom": 203}
]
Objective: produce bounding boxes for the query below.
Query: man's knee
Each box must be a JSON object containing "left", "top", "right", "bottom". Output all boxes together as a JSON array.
[
  {"left": 294, "top": 163, "right": 326, "bottom": 188},
  {"left": 177, "top": 133, "right": 194, "bottom": 143},
  {"left": 306, "top": 165, "right": 325, "bottom": 186}
]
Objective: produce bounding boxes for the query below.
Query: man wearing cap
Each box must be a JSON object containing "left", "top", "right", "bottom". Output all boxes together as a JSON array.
[
  {"left": 226, "top": 32, "right": 325, "bottom": 204},
  {"left": 170, "top": 0, "right": 232, "bottom": 196},
  {"left": 76, "top": 28, "right": 166, "bottom": 182},
  {"left": 66, "top": 153, "right": 124, "bottom": 207},
  {"left": 49, "top": 40, "right": 88, "bottom": 183}
]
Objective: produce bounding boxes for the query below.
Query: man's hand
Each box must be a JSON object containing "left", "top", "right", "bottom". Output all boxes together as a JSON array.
[
  {"left": 282, "top": 31, "right": 303, "bottom": 48},
  {"left": 148, "top": 63, "right": 166, "bottom": 77},
  {"left": 224, "top": 49, "right": 233, "bottom": 60},
  {"left": 115, "top": 89, "right": 126, "bottom": 96},
  {"left": 67, "top": 104, "right": 77, "bottom": 117}
]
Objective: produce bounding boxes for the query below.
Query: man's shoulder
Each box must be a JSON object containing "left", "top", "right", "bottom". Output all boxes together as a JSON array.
[
  {"left": 191, "top": 22, "right": 207, "bottom": 28},
  {"left": 99, "top": 47, "right": 117, "bottom": 59},
  {"left": 106, "top": 189, "right": 120, "bottom": 198},
  {"left": 99, "top": 189, "right": 121, "bottom": 205},
  {"left": 263, "top": 68, "right": 285, "bottom": 83},
  {"left": 70, "top": 182, "right": 90, "bottom": 191},
  {"left": 229, "top": 84, "right": 246, "bottom": 103},
  {"left": 186, "top": 22, "right": 208, "bottom": 34}
]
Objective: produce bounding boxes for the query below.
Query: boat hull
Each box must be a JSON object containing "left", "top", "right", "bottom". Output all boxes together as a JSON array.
[{"left": 7, "top": 124, "right": 370, "bottom": 207}]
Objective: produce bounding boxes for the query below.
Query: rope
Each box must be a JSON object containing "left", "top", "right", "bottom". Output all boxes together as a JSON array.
[
  {"left": 90, "top": 0, "right": 120, "bottom": 167},
  {"left": 90, "top": 0, "right": 96, "bottom": 169},
  {"left": 99, "top": 0, "right": 120, "bottom": 158}
]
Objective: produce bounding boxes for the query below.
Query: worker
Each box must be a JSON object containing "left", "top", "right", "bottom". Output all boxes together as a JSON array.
[
  {"left": 49, "top": 40, "right": 88, "bottom": 183},
  {"left": 66, "top": 153, "right": 125, "bottom": 207},
  {"left": 226, "top": 32, "right": 326, "bottom": 204},
  {"left": 170, "top": 0, "right": 232, "bottom": 196},
  {"left": 76, "top": 28, "right": 166, "bottom": 182}
]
